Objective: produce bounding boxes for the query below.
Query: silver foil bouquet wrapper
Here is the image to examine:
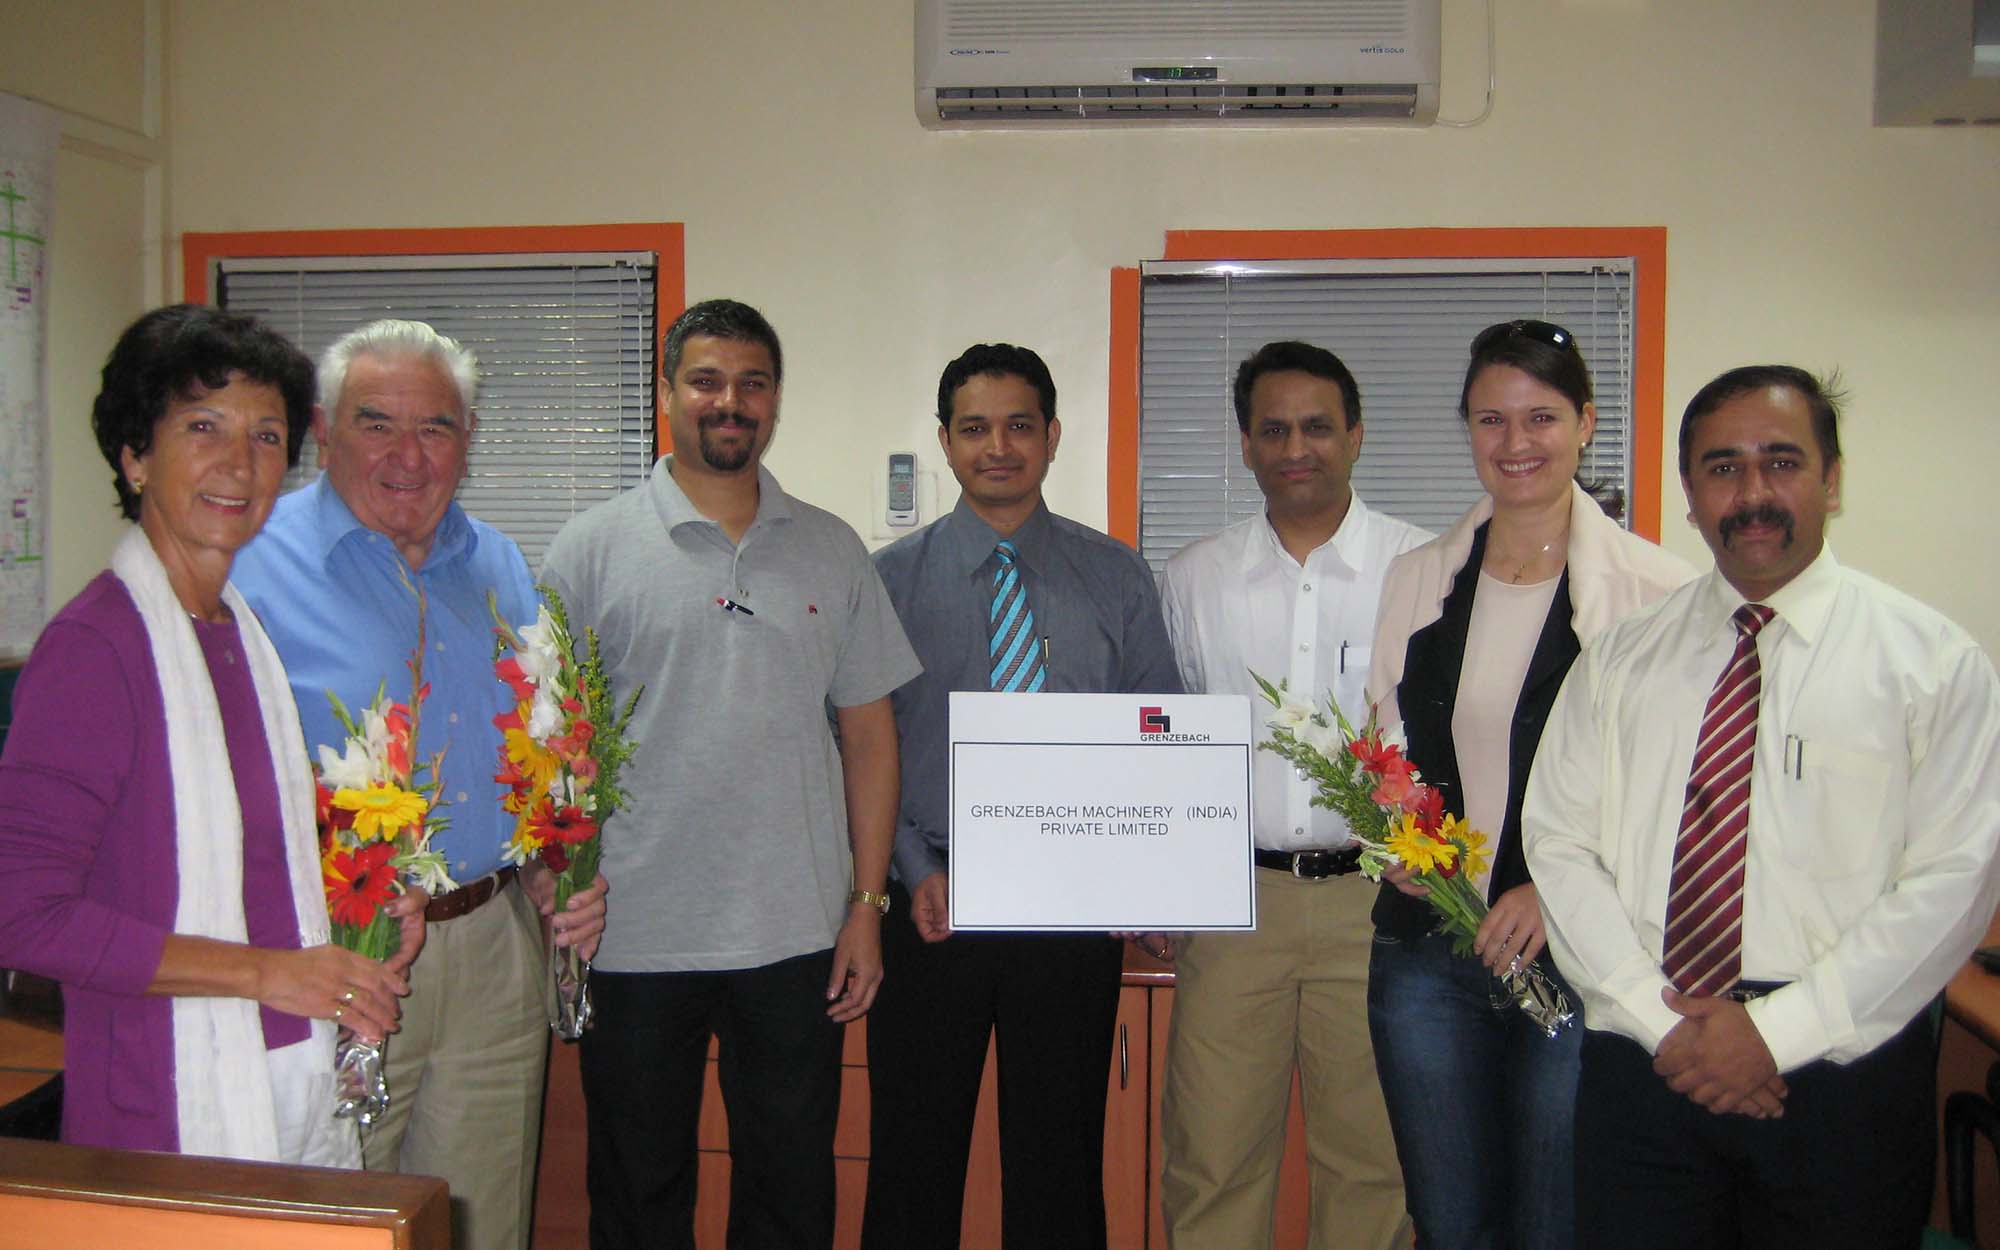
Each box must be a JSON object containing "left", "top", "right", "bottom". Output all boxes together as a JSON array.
[
  {"left": 334, "top": 1034, "right": 389, "bottom": 1126},
  {"left": 1503, "top": 960, "right": 1575, "bottom": 1038},
  {"left": 551, "top": 944, "right": 594, "bottom": 1041}
]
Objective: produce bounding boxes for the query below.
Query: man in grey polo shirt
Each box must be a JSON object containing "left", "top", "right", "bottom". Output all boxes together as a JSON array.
[{"left": 540, "top": 299, "right": 919, "bottom": 1250}]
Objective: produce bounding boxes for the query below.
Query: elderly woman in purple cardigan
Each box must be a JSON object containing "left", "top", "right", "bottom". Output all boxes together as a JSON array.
[{"left": 0, "top": 305, "right": 419, "bottom": 1162}]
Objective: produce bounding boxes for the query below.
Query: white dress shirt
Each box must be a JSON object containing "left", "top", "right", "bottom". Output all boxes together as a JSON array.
[
  {"left": 1160, "top": 494, "right": 1430, "bottom": 852},
  {"left": 1523, "top": 546, "right": 2000, "bottom": 1073}
]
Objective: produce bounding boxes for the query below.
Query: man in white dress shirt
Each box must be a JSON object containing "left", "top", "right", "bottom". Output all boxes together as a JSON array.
[
  {"left": 1524, "top": 364, "right": 2000, "bottom": 1250},
  {"left": 1157, "top": 341, "right": 1428, "bottom": 1250}
]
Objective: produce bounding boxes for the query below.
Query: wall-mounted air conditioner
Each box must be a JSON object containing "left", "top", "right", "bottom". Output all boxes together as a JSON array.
[
  {"left": 1874, "top": 0, "right": 2000, "bottom": 125},
  {"left": 916, "top": 0, "right": 1442, "bottom": 129}
]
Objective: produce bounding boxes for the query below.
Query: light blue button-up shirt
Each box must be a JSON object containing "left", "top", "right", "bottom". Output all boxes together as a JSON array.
[{"left": 233, "top": 476, "right": 540, "bottom": 883}]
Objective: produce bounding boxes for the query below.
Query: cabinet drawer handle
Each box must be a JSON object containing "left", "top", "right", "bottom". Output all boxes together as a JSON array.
[{"left": 1118, "top": 1023, "right": 1129, "bottom": 1090}]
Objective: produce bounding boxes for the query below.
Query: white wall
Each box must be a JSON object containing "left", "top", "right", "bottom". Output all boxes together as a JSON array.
[{"left": 146, "top": 0, "right": 1999, "bottom": 652}]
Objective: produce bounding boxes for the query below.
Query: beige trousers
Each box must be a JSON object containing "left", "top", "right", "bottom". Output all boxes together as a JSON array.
[
  {"left": 362, "top": 879, "right": 550, "bottom": 1250},
  {"left": 1160, "top": 869, "right": 1411, "bottom": 1250}
]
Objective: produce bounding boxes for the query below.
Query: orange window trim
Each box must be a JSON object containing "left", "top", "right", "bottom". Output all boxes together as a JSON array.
[
  {"left": 182, "top": 224, "right": 686, "bottom": 455},
  {"left": 1106, "top": 226, "right": 1667, "bottom": 546}
]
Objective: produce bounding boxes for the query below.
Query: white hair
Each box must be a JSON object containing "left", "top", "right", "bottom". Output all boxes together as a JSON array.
[{"left": 317, "top": 319, "right": 479, "bottom": 414}]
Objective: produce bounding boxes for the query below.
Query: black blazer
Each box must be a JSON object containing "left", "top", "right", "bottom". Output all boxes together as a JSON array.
[{"left": 1371, "top": 522, "right": 1583, "bottom": 942}]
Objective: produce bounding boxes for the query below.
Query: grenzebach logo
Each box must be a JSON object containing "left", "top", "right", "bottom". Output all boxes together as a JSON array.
[{"left": 1139, "top": 706, "right": 1211, "bottom": 743}]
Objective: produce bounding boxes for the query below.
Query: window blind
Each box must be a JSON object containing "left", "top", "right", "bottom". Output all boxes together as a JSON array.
[
  {"left": 218, "top": 255, "right": 656, "bottom": 568},
  {"left": 1139, "top": 261, "right": 1634, "bottom": 569}
]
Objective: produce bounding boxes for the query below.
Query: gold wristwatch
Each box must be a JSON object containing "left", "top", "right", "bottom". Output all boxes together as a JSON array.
[{"left": 848, "top": 888, "right": 891, "bottom": 915}]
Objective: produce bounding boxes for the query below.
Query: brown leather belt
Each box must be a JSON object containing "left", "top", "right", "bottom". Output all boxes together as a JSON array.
[{"left": 424, "top": 865, "right": 517, "bottom": 923}]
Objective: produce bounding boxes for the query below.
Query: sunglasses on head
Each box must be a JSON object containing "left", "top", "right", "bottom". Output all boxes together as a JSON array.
[{"left": 1472, "top": 319, "right": 1580, "bottom": 355}]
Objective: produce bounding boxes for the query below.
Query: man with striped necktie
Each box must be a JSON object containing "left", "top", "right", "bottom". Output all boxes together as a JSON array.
[
  {"left": 863, "top": 343, "right": 1181, "bottom": 1250},
  {"left": 1524, "top": 365, "right": 2000, "bottom": 1250}
]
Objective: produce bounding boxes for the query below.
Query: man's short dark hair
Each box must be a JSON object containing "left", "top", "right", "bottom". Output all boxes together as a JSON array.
[
  {"left": 936, "top": 343, "right": 1057, "bottom": 426},
  {"left": 1232, "top": 341, "right": 1361, "bottom": 433},
  {"left": 663, "top": 298, "right": 784, "bottom": 385},
  {"left": 1678, "top": 364, "right": 1844, "bottom": 476},
  {"left": 91, "top": 303, "right": 315, "bottom": 521}
]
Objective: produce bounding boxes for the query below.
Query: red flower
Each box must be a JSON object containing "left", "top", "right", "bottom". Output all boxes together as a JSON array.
[
  {"left": 1347, "top": 733, "right": 1407, "bottom": 777},
  {"left": 528, "top": 799, "right": 599, "bottom": 847},
  {"left": 495, "top": 655, "right": 537, "bottom": 701},
  {"left": 542, "top": 843, "right": 571, "bottom": 874},
  {"left": 325, "top": 842, "right": 399, "bottom": 926},
  {"left": 1409, "top": 785, "right": 1445, "bottom": 835},
  {"left": 1370, "top": 756, "right": 1420, "bottom": 809},
  {"left": 315, "top": 780, "right": 356, "bottom": 836}
]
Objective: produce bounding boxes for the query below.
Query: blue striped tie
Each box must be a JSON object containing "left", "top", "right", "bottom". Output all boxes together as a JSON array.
[{"left": 987, "top": 540, "right": 1045, "bottom": 692}]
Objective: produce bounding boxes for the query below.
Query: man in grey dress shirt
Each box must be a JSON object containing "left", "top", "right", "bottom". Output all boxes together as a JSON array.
[{"left": 860, "top": 343, "right": 1182, "bottom": 1250}]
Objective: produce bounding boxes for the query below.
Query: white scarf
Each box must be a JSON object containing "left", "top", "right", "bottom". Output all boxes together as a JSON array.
[{"left": 110, "top": 527, "right": 351, "bottom": 1163}]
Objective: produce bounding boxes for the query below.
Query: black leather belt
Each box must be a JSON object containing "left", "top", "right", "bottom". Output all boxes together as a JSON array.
[
  {"left": 1718, "top": 979, "right": 1790, "bottom": 1002},
  {"left": 1255, "top": 845, "right": 1364, "bottom": 880},
  {"left": 425, "top": 866, "right": 517, "bottom": 923}
]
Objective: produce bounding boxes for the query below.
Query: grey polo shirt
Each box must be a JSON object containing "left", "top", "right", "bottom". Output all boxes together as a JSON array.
[
  {"left": 872, "top": 497, "right": 1183, "bottom": 888},
  {"left": 541, "top": 457, "right": 921, "bottom": 973}
]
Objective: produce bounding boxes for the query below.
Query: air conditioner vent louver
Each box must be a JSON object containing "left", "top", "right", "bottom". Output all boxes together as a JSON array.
[{"left": 934, "top": 84, "right": 1420, "bottom": 123}]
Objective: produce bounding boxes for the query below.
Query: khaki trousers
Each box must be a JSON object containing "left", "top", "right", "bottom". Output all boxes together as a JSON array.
[
  {"left": 1160, "top": 869, "right": 1410, "bottom": 1250},
  {"left": 362, "top": 878, "right": 550, "bottom": 1250}
]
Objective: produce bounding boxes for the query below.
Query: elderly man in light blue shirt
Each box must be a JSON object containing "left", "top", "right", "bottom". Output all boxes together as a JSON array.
[{"left": 234, "top": 319, "right": 607, "bottom": 1250}]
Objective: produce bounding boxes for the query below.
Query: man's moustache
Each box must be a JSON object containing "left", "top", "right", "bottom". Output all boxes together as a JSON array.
[{"left": 1719, "top": 504, "right": 1794, "bottom": 545}]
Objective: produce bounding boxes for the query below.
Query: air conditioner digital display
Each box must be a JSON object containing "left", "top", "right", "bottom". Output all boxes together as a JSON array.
[{"left": 1131, "top": 66, "right": 1218, "bottom": 82}]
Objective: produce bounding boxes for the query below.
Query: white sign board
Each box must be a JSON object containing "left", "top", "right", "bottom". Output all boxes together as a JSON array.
[{"left": 948, "top": 691, "right": 1255, "bottom": 931}]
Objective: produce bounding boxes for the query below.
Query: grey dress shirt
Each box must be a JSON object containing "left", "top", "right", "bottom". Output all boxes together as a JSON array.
[{"left": 873, "top": 497, "right": 1184, "bottom": 888}]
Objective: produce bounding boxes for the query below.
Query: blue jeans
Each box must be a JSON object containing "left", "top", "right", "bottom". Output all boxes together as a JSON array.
[{"left": 1367, "top": 929, "right": 1580, "bottom": 1250}]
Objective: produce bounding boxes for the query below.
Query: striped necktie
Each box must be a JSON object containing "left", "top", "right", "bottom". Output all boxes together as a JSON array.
[
  {"left": 987, "top": 540, "right": 1045, "bottom": 692},
  {"left": 1661, "top": 602, "right": 1776, "bottom": 997}
]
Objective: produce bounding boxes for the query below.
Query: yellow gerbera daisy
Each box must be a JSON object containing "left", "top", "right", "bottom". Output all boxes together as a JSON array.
[
  {"left": 503, "top": 726, "right": 561, "bottom": 795},
  {"left": 1440, "top": 816, "right": 1492, "bottom": 881},
  {"left": 332, "top": 782, "right": 429, "bottom": 840},
  {"left": 1385, "top": 812, "right": 1458, "bottom": 875}
]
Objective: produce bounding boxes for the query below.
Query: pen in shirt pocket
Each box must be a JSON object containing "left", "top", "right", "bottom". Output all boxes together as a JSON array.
[
  {"left": 1339, "top": 640, "right": 1348, "bottom": 675},
  {"left": 1784, "top": 733, "right": 1806, "bottom": 780}
]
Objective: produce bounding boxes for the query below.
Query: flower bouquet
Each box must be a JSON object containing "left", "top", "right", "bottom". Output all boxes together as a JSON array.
[
  {"left": 314, "top": 592, "right": 456, "bottom": 1125},
  {"left": 490, "top": 587, "right": 641, "bottom": 1040},
  {"left": 1253, "top": 674, "right": 1573, "bottom": 1037}
]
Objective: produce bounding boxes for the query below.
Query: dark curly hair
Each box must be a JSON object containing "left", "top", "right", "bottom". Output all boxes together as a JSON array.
[{"left": 91, "top": 304, "right": 316, "bottom": 520}]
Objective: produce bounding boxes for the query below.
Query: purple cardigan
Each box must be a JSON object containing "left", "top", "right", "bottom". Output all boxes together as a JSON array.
[{"left": 0, "top": 572, "right": 305, "bottom": 1151}]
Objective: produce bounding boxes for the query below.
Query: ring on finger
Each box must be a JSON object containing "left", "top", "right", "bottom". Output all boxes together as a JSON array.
[
  {"left": 341, "top": 989, "right": 355, "bottom": 1003},
  {"left": 333, "top": 1005, "right": 345, "bottom": 1022}
]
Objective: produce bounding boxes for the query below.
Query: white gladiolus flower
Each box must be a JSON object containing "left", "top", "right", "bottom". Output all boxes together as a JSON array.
[
  {"left": 317, "top": 739, "right": 375, "bottom": 791},
  {"left": 1267, "top": 699, "right": 1313, "bottom": 732},
  {"left": 1296, "top": 718, "right": 1342, "bottom": 759},
  {"left": 518, "top": 607, "right": 565, "bottom": 685},
  {"left": 527, "top": 688, "right": 563, "bottom": 740}
]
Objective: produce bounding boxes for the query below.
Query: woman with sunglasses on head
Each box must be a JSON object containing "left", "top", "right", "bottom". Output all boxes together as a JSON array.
[{"left": 1363, "top": 320, "right": 1695, "bottom": 1249}]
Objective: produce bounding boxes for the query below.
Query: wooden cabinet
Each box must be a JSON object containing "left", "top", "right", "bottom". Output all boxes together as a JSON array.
[{"left": 532, "top": 969, "right": 1319, "bottom": 1249}]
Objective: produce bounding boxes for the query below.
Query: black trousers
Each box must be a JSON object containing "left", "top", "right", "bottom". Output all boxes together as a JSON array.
[
  {"left": 860, "top": 880, "right": 1125, "bottom": 1250},
  {"left": 1574, "top": 1013, "right": 1935, "bottom": 1250},
  {"left": 579, "top": 950, "right": 845, "bottom": 1250}
]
